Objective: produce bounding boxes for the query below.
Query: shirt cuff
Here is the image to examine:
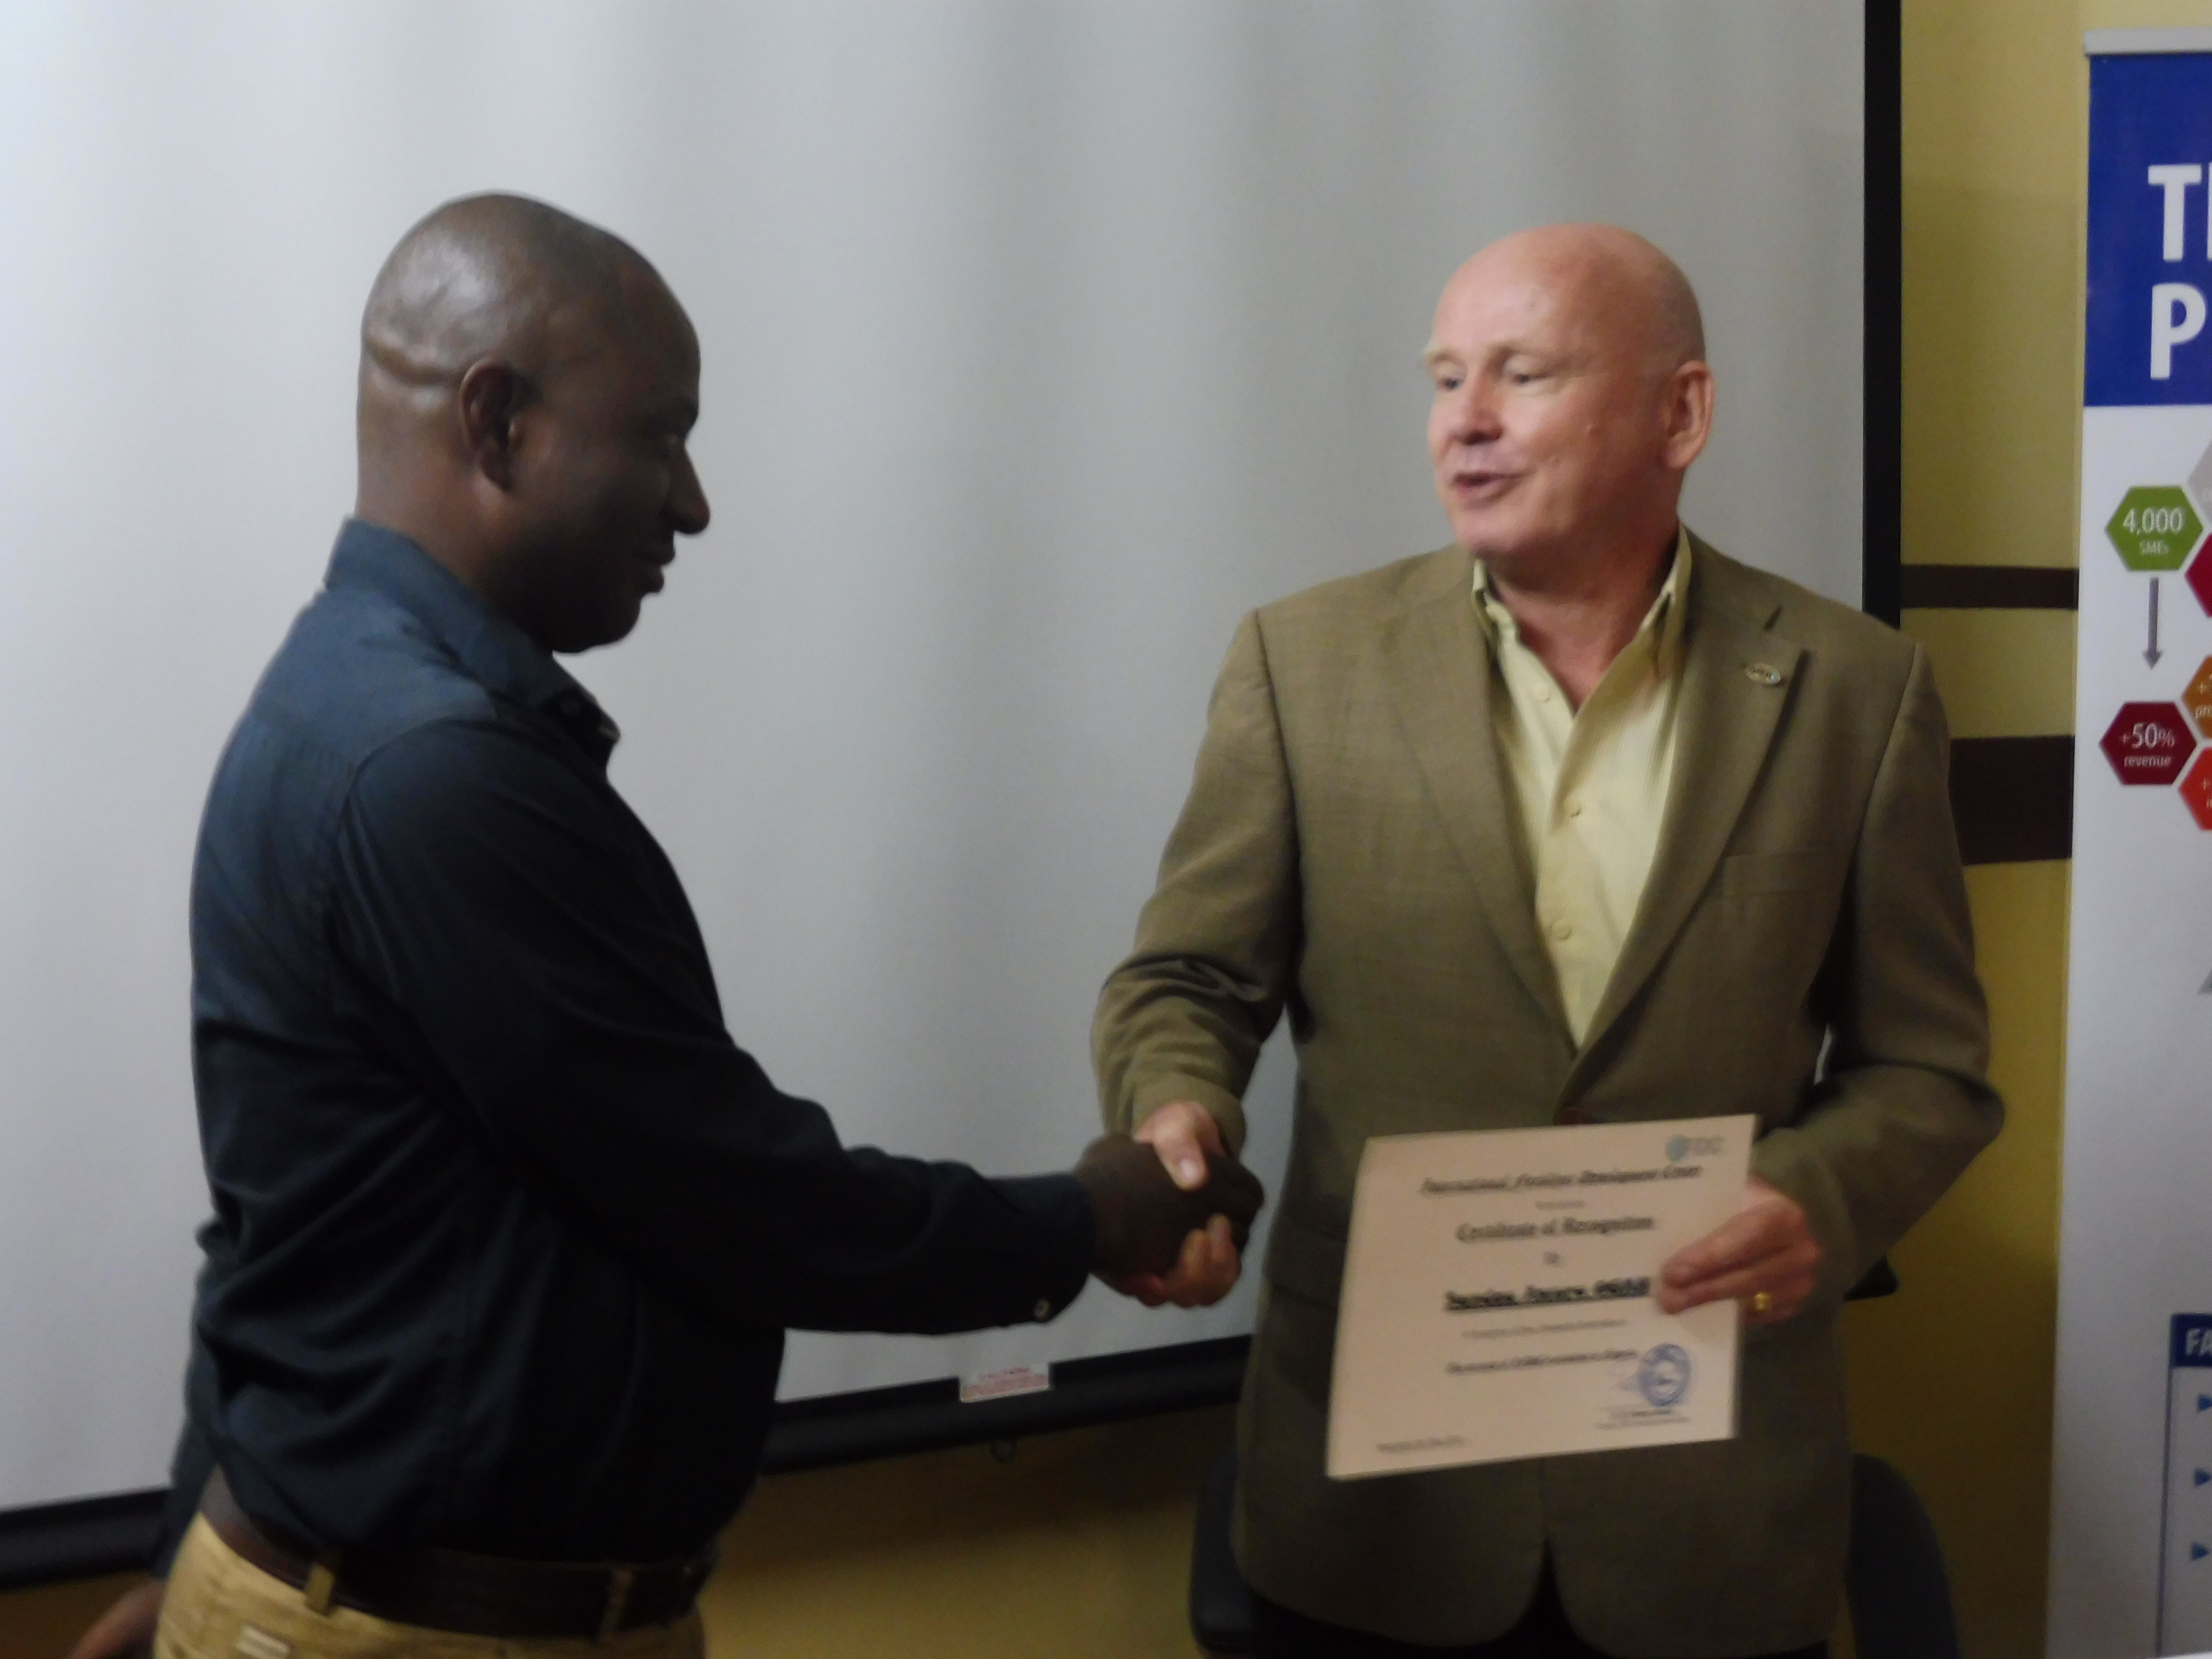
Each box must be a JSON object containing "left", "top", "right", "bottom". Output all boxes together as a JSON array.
[{"left": 988, "top": 1173, "right": 1094, "bottom": 1322}]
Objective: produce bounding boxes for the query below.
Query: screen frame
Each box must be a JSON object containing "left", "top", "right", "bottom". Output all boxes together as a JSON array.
[{"left": 0, "top": 0, "right": 1904, "bottom": 1590}]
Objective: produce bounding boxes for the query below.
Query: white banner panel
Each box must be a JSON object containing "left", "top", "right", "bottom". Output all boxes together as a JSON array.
[{"left": 2055, "top": 41, "right": 2212, "bottom": 1659}]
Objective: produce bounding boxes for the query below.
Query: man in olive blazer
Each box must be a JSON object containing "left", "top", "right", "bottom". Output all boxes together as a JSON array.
[{"left": 1092, "top": 227, "right": 1999, "bottom": 1657}]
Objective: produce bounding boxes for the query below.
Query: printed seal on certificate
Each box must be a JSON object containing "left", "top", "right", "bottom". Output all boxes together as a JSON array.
[{"left": 1635, "top": 1343, "right": 1692, "bottom": 1409}]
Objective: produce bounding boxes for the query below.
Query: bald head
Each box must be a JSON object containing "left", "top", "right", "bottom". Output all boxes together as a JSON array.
[
  {"left": 359, "top": 193, "right": 661, "bottom": 438},
  {"left": 353, "top": 193, "right": 709, "bottom": 654},
  {"left": 1432, "top": 224, "right": 1704, "bottom": 379},
  {"left": 1423, "top": 223, "right": 1714, "bottom": 582}
]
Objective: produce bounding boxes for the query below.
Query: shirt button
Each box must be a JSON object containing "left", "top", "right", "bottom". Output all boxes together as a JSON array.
[
  {"left": 1550, "top": 920, "right": 1573, "bottom": 940},
  {"left": 1534, "top": 685, "right": 1554, "bottom": 704},
  {"left": 1034, "top": 1298, "right": 1053, "bottom": 1321},
  {"left": 1564, "top": 798, "right": 1584, "bottom": 819}
]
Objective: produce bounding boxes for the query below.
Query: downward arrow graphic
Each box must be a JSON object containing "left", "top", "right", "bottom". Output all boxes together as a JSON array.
[{"left": 2149, "top": 577, "right": 2165, "bottom": 667}]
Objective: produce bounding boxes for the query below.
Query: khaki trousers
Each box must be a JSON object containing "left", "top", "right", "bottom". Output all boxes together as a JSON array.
[{"left": 156, "top": 1517, "right": 708, "bottom": 1659}]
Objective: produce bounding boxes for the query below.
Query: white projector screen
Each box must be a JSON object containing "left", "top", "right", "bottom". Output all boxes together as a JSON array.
[{"left": 0, "top": 1, "right": 1864, "bottom": 1513}]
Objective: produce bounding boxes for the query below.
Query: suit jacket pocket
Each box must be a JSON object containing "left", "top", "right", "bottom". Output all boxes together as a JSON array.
[{"left": 1720, "top": 848, "right": 1834, "bottom": 899}]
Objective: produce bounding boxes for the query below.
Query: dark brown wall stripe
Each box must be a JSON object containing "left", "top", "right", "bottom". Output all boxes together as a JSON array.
[
  {"left": 1899, "top": 564, "right": 2079, "bottom": 610},
  {"left": 1889, "top": 568, "right": 2076, "bottom": 860},
  {"left": 1949, "top": 735, "right": 2073, "bottom": 864}
]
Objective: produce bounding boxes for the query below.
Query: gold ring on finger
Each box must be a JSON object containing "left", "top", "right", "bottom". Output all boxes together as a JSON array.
[{"left": 1750, "top": 1290, "right": 1774, "bottom": 1317}]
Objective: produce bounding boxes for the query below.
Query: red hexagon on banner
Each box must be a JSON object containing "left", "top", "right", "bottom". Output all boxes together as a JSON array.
[
  {"left": 2188, "top": 537, "right": 2212, "bottom": 617},
  {"left": 2100, "top": 701, "right": 2196, "bottom": 785},
  {"left": 2182, "top": 750, "right": 2212, "bottom": 829}
]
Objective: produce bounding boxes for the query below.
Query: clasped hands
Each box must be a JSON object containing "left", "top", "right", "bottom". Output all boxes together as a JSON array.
[
  {"left": 1074, "top": 1101, "right": 1259, "bottom": 1302},
  {"left": 1084, "top": 1101, "right": 1821, "bottom": 1324}
]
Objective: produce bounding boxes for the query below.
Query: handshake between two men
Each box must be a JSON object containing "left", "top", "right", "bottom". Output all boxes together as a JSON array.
[{"left": 1074, "top": 1113, "right": 1264, "bottom": 1293}]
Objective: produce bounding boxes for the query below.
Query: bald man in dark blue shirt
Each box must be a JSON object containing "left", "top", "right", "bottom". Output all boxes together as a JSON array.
[{"left": 72, "top": 194, "right": 1258, "bottom": 1659}]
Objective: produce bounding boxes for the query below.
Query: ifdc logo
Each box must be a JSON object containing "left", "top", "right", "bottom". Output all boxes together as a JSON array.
[
  {"left": 1635, "top": 1344, "right": 1692, "bottom": 1408},
  {"left": 1666, "top": 1133, "right": 1723, "bottom": 1163}
]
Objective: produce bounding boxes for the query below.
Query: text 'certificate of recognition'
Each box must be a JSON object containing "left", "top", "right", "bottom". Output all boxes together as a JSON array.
[{"left": 1326, "top": 1115, "right": 1754, "bottom": 1479}]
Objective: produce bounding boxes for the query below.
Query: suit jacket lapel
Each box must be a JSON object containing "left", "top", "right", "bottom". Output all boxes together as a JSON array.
[
  {"left": 1379, "top": 553, "right": 1571, "bottom": 1039},
  {"left": 1572, "top": 543, "right": 1803, "bottom": 1073}
]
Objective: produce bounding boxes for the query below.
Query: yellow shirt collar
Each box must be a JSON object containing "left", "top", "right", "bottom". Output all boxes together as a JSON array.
[{"left": 1471, "top": 525, "right": 1692, "bottom": 681}]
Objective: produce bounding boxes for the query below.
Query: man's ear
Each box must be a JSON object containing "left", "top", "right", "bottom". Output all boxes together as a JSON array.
[
  {"left": 1659, "top": 360, "right": 1715, "bottom": 473},
  {"left": 457, "top": 360, "right": 529, "bottom": 490}
]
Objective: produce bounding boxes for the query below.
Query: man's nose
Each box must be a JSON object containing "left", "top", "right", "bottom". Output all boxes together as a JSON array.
[
  {"left": 669, "top": 447, "right": 711, "bottom": 536},
  {"left": 1443, "top": 380, "right": 1503, "bottom": 444}
]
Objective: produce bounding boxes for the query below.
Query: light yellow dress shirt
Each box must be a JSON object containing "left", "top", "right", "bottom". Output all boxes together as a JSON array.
[{"left": 1473, "top": 528, "right": 1690, "bottom": 1046}]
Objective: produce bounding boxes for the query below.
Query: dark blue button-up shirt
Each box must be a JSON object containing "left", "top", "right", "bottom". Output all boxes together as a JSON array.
[{"left": 160, "top": 520, "right": 1092, "bottom": 1566}]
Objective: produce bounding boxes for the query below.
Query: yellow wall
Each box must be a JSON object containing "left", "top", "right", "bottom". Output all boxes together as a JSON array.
[
  {"left": 1867, "top": 5, "right": 2212, "bottom": 1657},
  {"left": 3, "top": 5, "right": 2174, "bottom": 1657},
  {"left": 1860, "top": 6, "right": 2080, "bottom": 1659},
  {"left": 701, "top": 1407, "right": 1231, "bottom": 1658}
]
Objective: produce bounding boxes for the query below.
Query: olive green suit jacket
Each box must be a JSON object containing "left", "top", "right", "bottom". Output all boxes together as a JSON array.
[{"left": 1092, "top": 535, "right": 2001, "bottom": 1656}]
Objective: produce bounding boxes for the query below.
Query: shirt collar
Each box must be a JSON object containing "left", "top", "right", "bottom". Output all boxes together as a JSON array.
[
  {"left": 323, "top": 517, "right": 623, "bottom": 765},
  {"left": 1471, "top": 524, "right": 1692, "bottom": 680}
]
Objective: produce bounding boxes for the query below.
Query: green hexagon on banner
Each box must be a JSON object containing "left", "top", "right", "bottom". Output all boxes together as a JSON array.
[{"left": 2107, "top": 486, "right": 2203, "bottom": 571}]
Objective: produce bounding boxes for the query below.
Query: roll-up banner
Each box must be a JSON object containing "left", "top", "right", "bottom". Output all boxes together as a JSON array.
[{"left": 2055, "top": 31, "right": 2212, "bottom": 1659}]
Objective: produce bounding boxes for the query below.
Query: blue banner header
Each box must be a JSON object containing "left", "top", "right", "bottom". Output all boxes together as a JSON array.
[
  {"left": 2089, "top": 52, "right": 2212, "bottom": 405},
  {"left": 2172, "top": 1314, "right": 2212, "bottom": 1369}
]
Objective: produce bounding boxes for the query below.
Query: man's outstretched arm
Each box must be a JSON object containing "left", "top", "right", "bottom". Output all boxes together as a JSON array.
[
  {"left": 334, "top": 717, "right": 1259, "bottom": 1335},
  {"left": 1094, "top": 612, "right": 1300, "bottom": 1306}
]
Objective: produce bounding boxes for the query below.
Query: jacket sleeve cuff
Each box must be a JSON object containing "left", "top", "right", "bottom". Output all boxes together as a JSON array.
[
  {"left": 1130, "top": 1079, "right": 1248, "bottom": 1156},
  {"left": 1749, "top": 1127, "right": 1863, "bottom": 1309}
]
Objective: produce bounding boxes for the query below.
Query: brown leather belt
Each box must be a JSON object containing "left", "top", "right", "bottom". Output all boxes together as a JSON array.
[{"left": 200, "top": 1470, "right": 715, "bottom": 1641}]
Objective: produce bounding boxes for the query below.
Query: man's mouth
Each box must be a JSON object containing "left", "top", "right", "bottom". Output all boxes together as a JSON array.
[{"left": 1450, "top": 469, "right": 1519, "bottom": 499}]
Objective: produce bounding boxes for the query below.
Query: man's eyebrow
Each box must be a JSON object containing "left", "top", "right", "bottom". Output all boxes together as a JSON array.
[{"left": 1421, "top": 340, "right": 1555, "bottom": 371}]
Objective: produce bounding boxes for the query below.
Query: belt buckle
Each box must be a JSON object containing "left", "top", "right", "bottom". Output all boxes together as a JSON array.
[{"left": 597, "top": 1565, "right": 636, "bottom": 1644}]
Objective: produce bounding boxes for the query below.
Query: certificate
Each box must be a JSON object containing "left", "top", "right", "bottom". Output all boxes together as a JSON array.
[{"left": 1326, "top": 1115, "right": 1754, "bottom": 1479}]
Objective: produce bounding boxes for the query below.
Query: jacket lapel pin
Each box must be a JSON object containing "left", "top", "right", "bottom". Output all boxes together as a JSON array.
[{"left": 1742, "top": 661, "right": 1785, "bottom": 687}]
